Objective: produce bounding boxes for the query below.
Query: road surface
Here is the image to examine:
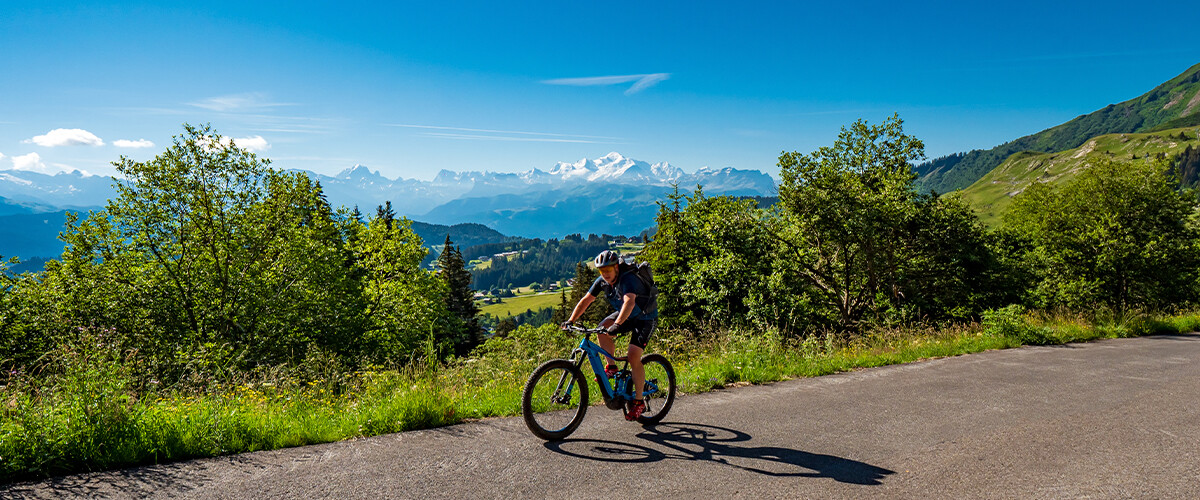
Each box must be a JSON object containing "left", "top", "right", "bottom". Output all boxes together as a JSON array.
[{"left": 7, "top": 334, "right": 1200, "bottom": 498}]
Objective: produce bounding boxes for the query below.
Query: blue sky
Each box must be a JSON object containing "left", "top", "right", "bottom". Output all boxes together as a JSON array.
[{"left": 2, "top": 1, "right": 1198, "bottom": 180}]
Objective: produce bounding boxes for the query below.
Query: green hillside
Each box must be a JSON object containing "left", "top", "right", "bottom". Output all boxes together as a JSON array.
[
  {"left": 916, "top": 62, "right": 1200, "bottom": 194},
  {"left": 478, "top": 292, "right": 562, "bottom": 318},
  {"left": 958, "top": 127, "right": 1200, "bottom": 226},
  {"left": 411, "top": 221, "right": 512, "bottom": 250}
]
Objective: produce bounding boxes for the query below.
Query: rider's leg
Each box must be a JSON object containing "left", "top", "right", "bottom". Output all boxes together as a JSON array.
[
  {"left": 628, "top": 319, "right": 655, "bottom": 403},
  {"left": 627, "top": 344, "right": 645, "bottom": 400}
]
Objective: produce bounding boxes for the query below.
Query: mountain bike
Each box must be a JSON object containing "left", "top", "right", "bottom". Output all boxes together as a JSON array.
[{"left": 521, "top": 324, "right": 676, "bottom": 440}]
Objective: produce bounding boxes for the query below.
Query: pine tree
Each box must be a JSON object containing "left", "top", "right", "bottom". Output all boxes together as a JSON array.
[
  {"left": 563, "top": 262, "right": 610, "bottom": 325},
  {"left": 376, "top": 201, "right": 395, "bottom": 231},
  {"left": 552, "top": 288, "right": 570, "bottom": 325},
  {"left": 437, "top": 234, "right": 481, "bottom": 355}
]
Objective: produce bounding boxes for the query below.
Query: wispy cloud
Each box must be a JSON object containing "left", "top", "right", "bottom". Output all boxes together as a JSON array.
[
  {"left": 110, "top": 100, "right": 339, "bottom": 137},
  {"left": 25, "top": 128, "right": 104, "bottom": 147},
  {"left": 187, "top": 92, "right": 294, "bottom": 112},
  {"left": 542, "top": 73, "right": 671, "bottom": 95},
  {"left": 385, "top": 124, "right": 622, "bottom": 143},
  {"left": 114, "top": 139, "right": 155, "bottom": 149}
]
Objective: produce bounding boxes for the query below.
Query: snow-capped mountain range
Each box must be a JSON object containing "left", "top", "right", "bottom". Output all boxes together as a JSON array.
[
  {"left": 0, "top": 152, "right": 776, "bottom": 243},
  {"left": 308, "top": 152, "right": 775, "bottom": 220}
]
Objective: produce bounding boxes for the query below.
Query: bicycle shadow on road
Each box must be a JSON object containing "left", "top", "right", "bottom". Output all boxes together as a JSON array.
[{"left": 544, "top": 422, "right": 893, "bottom": 485}]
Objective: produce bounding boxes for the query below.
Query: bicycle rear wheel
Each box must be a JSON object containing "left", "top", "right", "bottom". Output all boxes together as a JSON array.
[
  {"left": 522, "top": 359, "right": 589, "bottom": 440},
  {"left": 637, "top": 353, "right": 676, "bottom": 424}
]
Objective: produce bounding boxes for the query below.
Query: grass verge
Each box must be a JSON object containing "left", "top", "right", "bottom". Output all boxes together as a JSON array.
[{"left": 3, "top": 308, "right": 1198, "bottom": 484}]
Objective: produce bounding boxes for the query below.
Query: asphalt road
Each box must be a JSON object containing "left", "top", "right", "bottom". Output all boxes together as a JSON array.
[{"left": 7, "top": 334, "right": 1200, "bottom": 499}]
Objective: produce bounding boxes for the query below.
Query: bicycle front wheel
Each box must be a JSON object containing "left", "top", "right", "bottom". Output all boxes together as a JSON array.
[
  {"left": 637, "top": 353, "right": 676, "bottom": 424},
  {"left": 522, "top": 359, "right": 589, "bottom": 440}
]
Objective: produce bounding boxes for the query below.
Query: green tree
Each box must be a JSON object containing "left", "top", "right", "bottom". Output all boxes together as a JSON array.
[
  {"left": 354, "top": 214, "right": 454, "bottom": 363},
  {"left": 1005, "top": 156, "right": 1200, "bottom": 310},
  {"left": 0, "top": 124, "right": 467, "bottom": 375},
  {"left": 376, "top": 201, "right": 396, "bottom": 230},
  {"left": 437, "top": 235, "right": 481, "bottom": 356},
  {"left": 643, "top": 186, "right": 774, "bottom": 328},
  {"left": 644, "top": 115, "right": 1010, "bottom": 334},
  {"left": 47, "top": 124, "right": 366, "bottom": 371},
  {"left": 551, "top": 288, "right": 570, "bottom": 325},
  {"left": 774, "top": 113, "right": 928, "bottom": 327}
]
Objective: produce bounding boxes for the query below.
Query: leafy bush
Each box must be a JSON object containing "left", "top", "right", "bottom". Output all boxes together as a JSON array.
[
  {"left": 982, "top": 305, "right": 1054, "bottom": 345},
  {"left": 1005, "top": 156, "right": 1200, "bottom": 311}
]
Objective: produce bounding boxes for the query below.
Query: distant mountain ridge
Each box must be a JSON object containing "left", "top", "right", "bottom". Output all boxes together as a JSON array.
[
  {"left": 0, "top": 152, "right": 777, "bottom": 258},
  {"left": 301, "top": 152, "right": 775, "bottom": 220},
  {"left": 0, "top": 170, "right": 113, "bottom": 210},
  {"left": 916, "top": 62, "right": 1200, "bottom": 193}
]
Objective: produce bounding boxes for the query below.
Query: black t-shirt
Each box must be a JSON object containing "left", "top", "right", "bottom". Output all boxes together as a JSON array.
[{"left": 588, "top": 271, "right": 658, "bottom": 320}]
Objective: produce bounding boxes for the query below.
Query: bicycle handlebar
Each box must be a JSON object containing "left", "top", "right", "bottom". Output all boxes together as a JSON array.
[
  {"left": 563, "top": 324, "right": 629, "bottom": 362},
  {"left": 562, "top": 324, "right": 607, "bottom": 334}
]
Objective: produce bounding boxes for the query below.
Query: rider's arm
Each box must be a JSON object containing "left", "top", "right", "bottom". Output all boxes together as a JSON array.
[
  {"left": 567, "top": 294, "right": 596, "bottom": 323},
  {"left": 613, "top": 292, "right": 637, "bottom": 326}
]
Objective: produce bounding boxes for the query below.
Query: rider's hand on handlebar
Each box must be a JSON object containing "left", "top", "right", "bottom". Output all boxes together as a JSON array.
[{"left": 559, "top": 320, "right": 574, "bottom": 331}]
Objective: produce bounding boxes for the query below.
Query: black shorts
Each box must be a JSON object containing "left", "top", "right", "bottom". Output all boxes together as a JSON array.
[{"left": 600, "top": 312, "right": 657, "bottom": 349}]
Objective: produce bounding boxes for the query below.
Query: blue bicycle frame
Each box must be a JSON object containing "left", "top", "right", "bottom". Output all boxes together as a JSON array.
[{"left": 565, "top": 326, "right": 660, "bottom": 409}]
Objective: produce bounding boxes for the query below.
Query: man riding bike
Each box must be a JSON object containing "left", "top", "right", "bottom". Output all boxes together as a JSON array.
[{"left": 560, "top": 250, "right": 659, "bottom": 420}]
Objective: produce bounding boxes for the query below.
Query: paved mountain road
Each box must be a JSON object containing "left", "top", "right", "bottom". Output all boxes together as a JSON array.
[{"left": 7, "top": 334, "right": 1200, "bottom": 498}]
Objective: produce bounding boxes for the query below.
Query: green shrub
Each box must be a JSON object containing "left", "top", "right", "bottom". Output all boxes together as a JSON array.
[{"left": 982, "top": 305, "right": 1054, "bottom": 345}]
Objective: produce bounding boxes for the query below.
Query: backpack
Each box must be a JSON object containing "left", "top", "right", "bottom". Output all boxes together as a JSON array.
[{"left": 618, "top": 261, "right": 658, "bottom": 314}]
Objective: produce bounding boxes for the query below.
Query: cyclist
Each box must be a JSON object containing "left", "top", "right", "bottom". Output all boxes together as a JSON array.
[{"left": 560, "top": 250, "right": 658, "bottom": 420}]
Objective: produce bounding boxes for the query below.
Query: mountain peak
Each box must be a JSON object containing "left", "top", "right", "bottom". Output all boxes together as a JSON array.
[{"left": 336, "top": 164, "right": 381, "bottom": 180}]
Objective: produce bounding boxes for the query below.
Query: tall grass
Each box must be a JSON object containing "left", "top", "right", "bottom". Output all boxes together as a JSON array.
[{"left": 4, "top": 309, "right": 1199, "bottom": 484}]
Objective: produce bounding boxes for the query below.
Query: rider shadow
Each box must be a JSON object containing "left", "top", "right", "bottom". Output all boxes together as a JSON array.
[{"left": 544, "top": 422, "right": 893, "bottom": 485}]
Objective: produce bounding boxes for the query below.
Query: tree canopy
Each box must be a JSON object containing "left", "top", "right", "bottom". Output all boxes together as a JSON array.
[{"left": 0, "top": 125, "right": 471, "bottom": 376}]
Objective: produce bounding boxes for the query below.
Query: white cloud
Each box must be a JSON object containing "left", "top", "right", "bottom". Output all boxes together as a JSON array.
[
  {"left": 197, "top": 135, "right": 270, "bottom": 153},
  {"left": 0, "top": 152, "right": 5, "bottom": 162},
  {"left": 12, "top": 153, "right": 53, "bottom": 174},
  {"left": 232, "top": 136, "right": 270, "bottom": 152},
  {"left": 25, "top": 128, "right": 105, "bottom": 147},
  {"left": 541, "top": 73, "right": 671, "bottom": 95},
  {"left": 114, "top": 139, "right": 155, "bottom": 148}
]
